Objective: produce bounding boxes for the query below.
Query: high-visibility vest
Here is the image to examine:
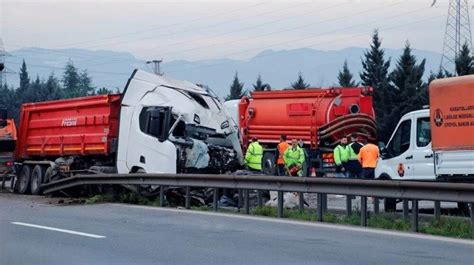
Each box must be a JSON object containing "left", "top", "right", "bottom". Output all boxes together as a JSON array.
[
  {"left": 245, "top": 141, "right": 263, "bottom": 170},
  {"left": 283, "top": 146, "right": 305, "bottom": 167},
  {"left": 334, "top": 144, "right": 349, "bottom": 165},
  {"left": 277, "top": 142, "right": 290, "bottom": 164},
  {"left": 348, "top": 142, "right": 362, "bottom": 160}
]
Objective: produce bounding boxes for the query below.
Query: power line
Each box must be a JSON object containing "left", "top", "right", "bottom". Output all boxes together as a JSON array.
[
  {"left": 85, "top": 1, "right": 402, "bottom": 68},
  {"left": 4, "top": 60, "right": 130, "bottom": 76},
  {"left": 165, "top": 14, "right": 445, "bottom": 75},
  {"left": 53, "top": 2, "right": 271, "bottom": 49}
]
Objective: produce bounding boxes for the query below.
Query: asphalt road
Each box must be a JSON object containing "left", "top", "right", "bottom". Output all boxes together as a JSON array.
[{"left": 1, "top": 193, "right": 472, "bottom": 265}]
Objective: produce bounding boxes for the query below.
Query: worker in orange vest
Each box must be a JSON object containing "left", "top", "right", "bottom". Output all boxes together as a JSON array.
[
  {"left": 358, "top": 135, "right": 379, "bottom": 179},
  {"left": 275, "top": 134, "right": 290, "bottom": 176}
]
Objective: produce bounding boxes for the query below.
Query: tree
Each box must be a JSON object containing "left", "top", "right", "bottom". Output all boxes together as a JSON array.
[
  {"left": 455, "top": 42, "right": 473, "bottom": 76},
  {"left": 78, "top": 70, "right": 95, "bottom": 96},
  {"left": 18, "top": 60, "right": 30, "bottom": 94},
  {"left": 385, "top": 42, "right": 426, "bottom": 141},
  {"left": 291, "top": 72, "right": 310, "bottom": 89},
  {"left": 253, "top": 74, "right": 271, "bottom": 91},
  {"left": 226, "top": 72, "right": 245, "bottom": 100},
  {"left": 44, "top": 74, "right": 62, "bottom": 100},
  {"left": 337, "top": 60, "right": 357, "bottom": 87},
  {"left": 62, "top": 60, "right": 81, "bottom": 98},
  {"left": 96, "top": 87, "right": 113, "bottom": 95},
  {"left": 360, "top": 30, "right": 391, "bottom": 132}
]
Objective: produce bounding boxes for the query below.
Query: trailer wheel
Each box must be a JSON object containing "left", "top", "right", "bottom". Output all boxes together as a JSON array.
[
  {"left": 17, "top": 165, "right": 32, "bottom": 194},
  {"left": 30, "top": 165, "right": 46, "bottom": 195},
  {"left": 262, "top": 152, "right": 276, "bottom": 176}
]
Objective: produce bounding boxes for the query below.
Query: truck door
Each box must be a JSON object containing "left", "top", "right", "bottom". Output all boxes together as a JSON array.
[
  {"left": 411, "top": 116, "right": 435, "bottom": 179},
  {"left": 128, "top": 106, "right": 177, "bottom": 173},
  {"left": 384, "top": 118, "right": 414, "bottom": 179}
]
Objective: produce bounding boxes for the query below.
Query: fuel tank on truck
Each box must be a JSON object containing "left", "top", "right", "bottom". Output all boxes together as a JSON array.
[{"left": 239, "top": 88, "right": 376, "bottom": 150}]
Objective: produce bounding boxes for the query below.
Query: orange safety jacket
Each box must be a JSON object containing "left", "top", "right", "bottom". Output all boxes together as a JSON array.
[
  {"left": 358, "top": 143, "right": 379, "bottom": 168},
  {"left": 277, "top": 142, "right": 290, "bottom": 164}
]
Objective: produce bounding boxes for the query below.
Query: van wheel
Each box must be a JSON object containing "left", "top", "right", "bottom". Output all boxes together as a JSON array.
[
  {"left": 31, "top": 165, "right": 46, "bottom": 195},
  {"left": 17, "top": 165, "right": 32, "bottom": 194},
  {"left": 262, "top": 152, "right": 276, "bottom": 175},
  {"left": 378, "top": 174, "right": 396, "bottom": 212}
]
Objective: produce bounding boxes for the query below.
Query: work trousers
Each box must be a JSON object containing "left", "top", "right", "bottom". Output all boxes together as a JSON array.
[{"left": 362, "top": 168, "right": 375, "bottom": 179}]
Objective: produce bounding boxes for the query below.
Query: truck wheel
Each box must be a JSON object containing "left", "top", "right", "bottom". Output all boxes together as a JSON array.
[
  {"left": 17, "top": 165, "right": 32, "bottom": 194},
  {"left": 384, "top": 198, "right": 397, "bottom": 212},
  {"left": 30, "top": 165, "right": 46, "bottom": 195},
  {"left": 262, "top": 152, "right": 276, "bottom": 176}
]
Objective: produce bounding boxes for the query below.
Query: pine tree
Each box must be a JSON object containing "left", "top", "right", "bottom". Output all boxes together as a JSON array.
[
  {"left": 226, "top": 72, "right": 245, "bottom": 100},
  {"left": 291, "top": 72, "right": 309, "bottom": 89},
  {"left": 385, "top": 42, "right": 426, "bottom": 141},
  {"left": 337, "top": 60, "right": 357, "bottom": 87},
  {"left": 455, "top": 43, "right": 473, "bottom": 76},
  {"left": 18, "top": 60, "right": 30, "bottom": 94},
  {"left": 78, "top": 70, "right": 94, "bottom": 96},
  {"left": 44, "top": 74, "right": 62, "bottom": 100},
  {"left": 62, "top": 60, "right": 81, "bottom": 98},
  {"left": 96, "top": 87, "right": 113, "bottom": 95},
  {"left": 253, "top": 74, "right": 271, "bottom": 91},
  {"left": 360, "top": 30, "right": 391, "bottom": 126}
]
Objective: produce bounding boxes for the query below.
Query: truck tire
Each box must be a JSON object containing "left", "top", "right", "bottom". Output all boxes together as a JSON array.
[
  {"left": 17, "top": 165, "right": 32, "bottom": 194},
  {"left": 262, "top": 152, "right": 276, "bottom": 176},
  {"left": 378, "top": 173, "right": 397, "bottom": 212},
  {"left": 30, "top": 165, "right": 46, "bottom": 195}
]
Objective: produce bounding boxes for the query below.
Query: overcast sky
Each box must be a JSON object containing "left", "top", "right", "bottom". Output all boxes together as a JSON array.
[{"left": 0, "top": 0, "right": 463, "bottom": 61}]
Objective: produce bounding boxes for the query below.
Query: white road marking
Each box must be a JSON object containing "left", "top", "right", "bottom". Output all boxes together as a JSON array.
[
  {"left": 115, "top": 204, "right": 474, "bottom": 246},
  {"left": 11, "top": 222, "right": 106, "bottom": 239}
]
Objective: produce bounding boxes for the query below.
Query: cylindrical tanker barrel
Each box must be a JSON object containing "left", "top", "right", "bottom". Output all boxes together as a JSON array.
[{"left": 239, "top": 88, "right": 376, "bottom": 150}]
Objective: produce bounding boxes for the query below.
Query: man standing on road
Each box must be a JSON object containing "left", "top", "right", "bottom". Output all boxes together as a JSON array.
[
  {"left": 347, "top": 133, "right": 363, "bottom": 179},
  {"left": 275, "top": 134, "right": 290, "bottom": 176},
  {"left": 358, "top": 135, "right": 379, "bottom": 179},
  {"left": 284, "top": 139, "right": 305, "bottom": 176},
  {"left": 334, "top": 136, "right": 349, "bottom": 178},
  {"left": 245, "top": 137, "right": 263, "bottom": 172}
]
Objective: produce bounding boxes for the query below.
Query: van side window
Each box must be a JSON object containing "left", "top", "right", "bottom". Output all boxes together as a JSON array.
[
  {"left": 416, "top": 117, "right": 431, "bottom": 147},
  {"left": 389, "top": 119, "right": 411, "bottom": 157}
]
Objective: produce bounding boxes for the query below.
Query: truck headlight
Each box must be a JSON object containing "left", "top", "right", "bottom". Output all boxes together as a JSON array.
[{"left": 194, "top": 114, "right": 200, "bottom": 124}]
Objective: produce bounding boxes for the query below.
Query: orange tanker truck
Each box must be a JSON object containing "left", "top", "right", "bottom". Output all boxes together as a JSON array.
[{"left": 227, "top": 87, "right": 377, "bottom": 176}]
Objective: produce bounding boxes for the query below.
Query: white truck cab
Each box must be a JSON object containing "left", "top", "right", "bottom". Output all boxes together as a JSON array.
[{"left": 376, "top": 109, "right": 435, "bottom": 180}]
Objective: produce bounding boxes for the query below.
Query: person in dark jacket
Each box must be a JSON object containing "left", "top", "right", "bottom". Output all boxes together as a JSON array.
[{"left": 347, "top": 133, "right": 363, "bottom": 178}]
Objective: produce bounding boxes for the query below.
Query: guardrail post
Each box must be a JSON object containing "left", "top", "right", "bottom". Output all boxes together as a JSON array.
[
  {"left": 257, "top": 190, "right": 263, "bottom": 207},
  {"left": 299, "top": 192, "right": 304, "bottom": 211},
  {"left": 159, "top": 186, "right": 165, "bottom": 207},
  {"left": 469, "top": 203, "right": 474, "bottom": 239},
  {"left": 244, "top": 189, "right": 250, "bottom": 215},
  {"left": 434, "top": 201, "right": 441, "bottom": 220},
  {"left": 373, "top": 197, "right": 379, "bottom": 215},
  {"left": 346, "top": 196, "right": 352, "bottom": 216},
  {"left": 277, "top": 191, "right": 284, "bottom": 218},
  {"left": 361, "top": 196, "right": 368, "bottom": 227},
  {"left": 238, "top": 189, "right": 243, "bottom": 211},
  {"left": 213, "top": 188, "right": 218, "bottom": 212},
  {"left": 403, "top": 199, "right": 409, "bottom": 221},
  {"left": 322, "top": 194, "right": 328, "bottom": 212},
  {"left": 411, "top": 199, "right": 419, "bottom": 232},
  {"left": 185, "top": 186, "right": 191, "bottom": 209},
  {"left": 317, "top": 193, "right": 323, "bottom": 222}
]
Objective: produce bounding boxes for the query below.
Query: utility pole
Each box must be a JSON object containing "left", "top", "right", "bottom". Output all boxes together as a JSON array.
[
  {"left": 146, "top": 59, "right": 163, "bottom": 75},
  {"left": 439, "top": 0, "right": 473, "bottom": 73}
]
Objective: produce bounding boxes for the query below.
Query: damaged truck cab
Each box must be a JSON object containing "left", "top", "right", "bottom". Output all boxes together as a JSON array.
[
  {"left": 117, "top": 70, "right": 243, "bottom": 174},
  {"left": 13, "top": 70, "right": 243, "bottom": 194}
]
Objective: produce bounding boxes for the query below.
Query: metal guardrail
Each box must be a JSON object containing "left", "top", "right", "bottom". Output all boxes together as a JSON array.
[{"left": 42, "top": 173, "right": 474, "bottom": 237}]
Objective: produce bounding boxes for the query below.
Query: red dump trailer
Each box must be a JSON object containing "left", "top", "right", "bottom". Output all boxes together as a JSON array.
[
  {"left": 238, "top": 87, "right": 376, "bottom": 176},
  {"left": 14, "top": 94, "right": 121, "bottom": 194}
]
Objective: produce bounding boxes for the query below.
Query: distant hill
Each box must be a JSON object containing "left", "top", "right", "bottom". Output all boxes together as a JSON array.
[{"left": 5, "top": 47, "right": 442, "bottom": 98}]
